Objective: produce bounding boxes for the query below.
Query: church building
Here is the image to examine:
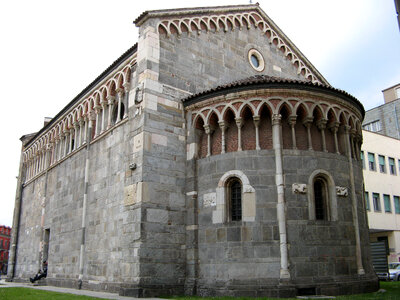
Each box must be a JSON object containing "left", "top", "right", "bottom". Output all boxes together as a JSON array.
[{"left": 9, "top": 4, "right": 378, "bottom": 297}]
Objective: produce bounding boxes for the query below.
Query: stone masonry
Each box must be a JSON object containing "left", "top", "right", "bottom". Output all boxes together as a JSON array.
[{"left": 9, "top": 4, "right": 378, "bottom": 298}]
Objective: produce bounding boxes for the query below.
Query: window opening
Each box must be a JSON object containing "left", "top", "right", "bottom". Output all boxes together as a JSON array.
[
  {"left": 314, "top": 178, "right": 327, "bottom": 220},
  {"left": 379, "top": 155, "right": 386, "bottom": 173},
  {"left": 368, "top": 152, "right": 376, "bottom": 171},
  {"left": 384, "top": 194, "right": 392, "bottom": 213},
  {"left": 361, "top": 151, "right": 365, "bottom": 169},
  {"left": 373, "top": 193, "right": 381, "bottom": 212},
  {"left": 389, "top": 157, "right": 396, "bottom": 175},
  {"left": 365, "top": 191, "right": 370, "bottom": 211},
  {"left": 230, "top": 180, "right": 242, "bottom": 221},
  {"left": 394, "top": 196, "right": 400, "bottom": 214}
]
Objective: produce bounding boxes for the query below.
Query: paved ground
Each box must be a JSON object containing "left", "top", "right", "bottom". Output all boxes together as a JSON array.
[{"left": 0, "top": 279, "right": 164, "bottom": 300}]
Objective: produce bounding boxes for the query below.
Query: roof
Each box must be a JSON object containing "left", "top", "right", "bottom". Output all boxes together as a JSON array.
[
  {"left": 24, "top": 44, "right": 137, "bottom": 148},
  {"left": 182, "top": 75, "right": 365, "bottom": 117}
]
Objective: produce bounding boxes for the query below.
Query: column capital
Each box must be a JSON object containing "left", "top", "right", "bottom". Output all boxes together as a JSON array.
[
  {"left": 123, "top": 82, "right": 130, "bottom": 92},
  {"left": 328, "top": 121, "right": 340, "bottom": 132},
  {"left": 272, "top": 114, "right": 282, "bottom": 125},
  {"left": 316, "top": 118, "right": 328, "bottom": 130},
  {"left": 288, "top": 115, "right": 297, "bottom": 126},
  {"left": 253, "top": 115, "right": 260, "bottom": 126},
  {"left": 343, "top": 125, "right": 352, "bottom": 133},
  {"left": 218, "top": 121, "right": 227, "bottom": 131},
  {"left": 235, "top": 117, "right": 243, "bottom": 128},
  {"left": 302, "top": 116, "right": 313, "bottom": 127},
  {"left": 203, "top": 124, "right": 211, "bottom": 135},
  {"left": 107, "top": 95, "right": 115, "bottom": 105}
]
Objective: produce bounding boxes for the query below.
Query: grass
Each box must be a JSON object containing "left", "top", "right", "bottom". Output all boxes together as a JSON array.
[
  {"left": 0, "top": 287, "right": 106, "bottom": 300},
  {"left": 1, "top": 281, "right": 400, "bottom": 300}
]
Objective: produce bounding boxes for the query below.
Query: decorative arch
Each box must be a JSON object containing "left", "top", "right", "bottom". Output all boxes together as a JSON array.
[
  {"left": 307, "top": 169, "right": 338, "bottom": 221},
  {"left": 212, "top": 170, "right": 256, "bottom": 223}
]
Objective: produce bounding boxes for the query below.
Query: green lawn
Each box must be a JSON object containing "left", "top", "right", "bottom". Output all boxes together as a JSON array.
[
  {"left": 0, "top": 287, "right": 106, "bottom": 300},
  {"left": 1, "top": 282, "right": 400, "bottom": 300}
]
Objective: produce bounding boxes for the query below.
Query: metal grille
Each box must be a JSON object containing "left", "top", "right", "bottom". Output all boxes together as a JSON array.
[
  {"left": 314, "top": 179, "right": 325, "bottom": 220},
  {"left": 231, "top": 180, "right": 242, "bottom": 221}
]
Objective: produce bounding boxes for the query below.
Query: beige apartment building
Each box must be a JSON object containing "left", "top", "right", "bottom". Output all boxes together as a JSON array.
[{"left": 362, "top": 130, "right": 400, "bottom": 262}]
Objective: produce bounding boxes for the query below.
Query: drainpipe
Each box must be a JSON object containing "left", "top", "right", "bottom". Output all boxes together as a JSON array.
[
  {"left": 7, "top": 142, "right": 26, "bottom": 281},
  {"left": 272, "top": 114, "right": 290, "bottom": 279},
  {"left": 78, "top": 116, "right": 93, "bottom": 289}
]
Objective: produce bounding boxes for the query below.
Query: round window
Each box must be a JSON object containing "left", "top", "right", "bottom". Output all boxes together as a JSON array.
[{"left": 248, "top": 49, "right": 265, "bottom": 72}]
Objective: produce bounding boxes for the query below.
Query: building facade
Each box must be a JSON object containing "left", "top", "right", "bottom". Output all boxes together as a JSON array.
[
  {"left": 363, "top": 83, "right": 400, "bottom": 139},
  {"left": 362, "top": 130, "right": 400, "bottom": 262},
  {"left": 0, "top": 226, "right": 11, "bottom": 275},
  {"left": 9, "top": 4, "right": 378, "bottom": 297}
]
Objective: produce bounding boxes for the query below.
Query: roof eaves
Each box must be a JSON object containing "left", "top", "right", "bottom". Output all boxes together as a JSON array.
[{"left": 25, "top": 43, "right": 138, "bottom": 148}]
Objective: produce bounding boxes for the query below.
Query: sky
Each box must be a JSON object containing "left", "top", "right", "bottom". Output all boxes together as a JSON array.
[{"left": 0, "top": 0, "right": 399, "bottom": 227}]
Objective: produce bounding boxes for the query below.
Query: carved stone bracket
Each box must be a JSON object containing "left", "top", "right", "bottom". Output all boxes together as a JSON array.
[
  {"left": 292, "top": 183, "right": 307, "bottom": 194},
  {"left": 336, "top": 186, "right": 348, "bottom": 197}
]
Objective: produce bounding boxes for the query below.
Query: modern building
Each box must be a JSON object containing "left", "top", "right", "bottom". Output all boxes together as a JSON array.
[
  {"left": 362, "top": 130, "right": 400, "bottom": 262},
  {"left": 362, "top": 83, "right": 400, "bottom": 139},
  {"left": 9, "top": 4, "right": 378, "bottom": 297},
  {"left": 0, "top": 226, "right": 11, "bottom": 275}
]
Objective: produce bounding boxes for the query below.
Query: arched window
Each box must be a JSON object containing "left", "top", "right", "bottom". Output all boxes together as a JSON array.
[
  {"left": 308, "top": 170, "right": 338, "bottom": 221},
  {"left": 314, "top": 177, "right": 328, "bottom": 220},
  {"left": 229, "top": 179, "right": 242, "bottom": 221}
]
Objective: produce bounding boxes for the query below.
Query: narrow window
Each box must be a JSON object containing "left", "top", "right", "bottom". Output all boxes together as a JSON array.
[
  {"left": 384, "top": 194, "right": 392, "bottom": 213},
  {"left": 365, "top": 191, "right": 370, "bottom": 211},
  {"left": 230, "top": 179, "right": 242, "bottom": 221},
  {"left": 394, "top": 196, "right": 400, "bottom": 214},
  {"left": 361, "top": 151, "right": 365, "bottom": 169},
  {"left": 379, "top": 155, "right": 386, "bottom": 173},
  {"left": 368, "top": 153, "right": 376, "bottom": 171},
  {"left": 314, "top": 178, "right": 328, "bottom": 220},
  {"left": 373, "top": 193, "right": 381, "bottom": 212},
  {"left": 389, "top": 158, "right": 396, "bottom": 175}
]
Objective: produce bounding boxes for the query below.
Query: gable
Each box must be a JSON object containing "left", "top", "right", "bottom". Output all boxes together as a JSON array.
[{"left": 135, "top": 4, "right": 329, "bottom": 87}]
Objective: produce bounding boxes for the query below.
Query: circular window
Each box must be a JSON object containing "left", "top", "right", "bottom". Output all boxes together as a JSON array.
[{"left": 248, "top": 49, "right": 265, "bottom": 72}]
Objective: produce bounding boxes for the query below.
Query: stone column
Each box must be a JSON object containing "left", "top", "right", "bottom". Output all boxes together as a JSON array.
[
  {"left": 107, "top": 96, "right": 115, "bottom": 129},
  {"left": 344, "top": 125, "right": 365, "bottom": 275},
  {"left": 123, "top": 82, "right": 130, "bottom": 119},
  {"left": 94, "top": 106, "right": 101, "bottom": 138},
  {"left": 204, "top": 125, "right": 212, "bottom": 157},
  {"left": 288, "top": 116, "right": 297, "bottom": 150},
  {"left": 235, "top": 117, "right": 243, "bottom": 151},
  {"left": 116, "top": 89, "right": 123, "bottom": 123},
  {"left": 329, "top": 122, "right": 340, "bottom": 154},
  {"left": 350, "top": 129, "right": 357, "bottom": 159},
  {"left": 272, "top": 114, "right": 290, "bottom": 279},
  {"left": 73, "top": 122, "right": 79, "bottom": 150},
  {"left": 253, "top": 116, "right": 261, "bottom": 150},
  {"left": 303, "top": 117, "right": 313, "bottom": 150},
  {"left": 101, "top": 101, "right": 107, "bottom": 133},
  {"left": 218, "top": 121, "right": 227, "bottom": 154},
  {"left": 79, "top": 119, "right": 85, "bottom": 146},
  {"left": 317, "top": 119, "right": 328, "bottom": 152}
]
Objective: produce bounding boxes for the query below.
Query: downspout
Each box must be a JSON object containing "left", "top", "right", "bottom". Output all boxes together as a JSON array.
[
  {"left": 78, "top": 117, "right": 93, "bottom": 289},
  {"left": 272, "top": 114, "right": 290, "bottom": 279},
  {"left": 7, "top": 143, "right": 26, "bottom": 281}
]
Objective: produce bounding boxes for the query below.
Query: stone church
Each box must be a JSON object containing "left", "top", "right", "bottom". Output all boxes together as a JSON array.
[{"left": 9, "top": 4, "right": 378, "bottom": 297}]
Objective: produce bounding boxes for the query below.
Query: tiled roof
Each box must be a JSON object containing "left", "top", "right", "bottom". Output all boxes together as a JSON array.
[{"left": 183, "top": 75, "right": 364, "bottom": 116}]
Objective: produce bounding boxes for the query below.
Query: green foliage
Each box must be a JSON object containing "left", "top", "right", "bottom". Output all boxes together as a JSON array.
[{"left": 0, "top": 287, "right": 106, "bottom": 300}]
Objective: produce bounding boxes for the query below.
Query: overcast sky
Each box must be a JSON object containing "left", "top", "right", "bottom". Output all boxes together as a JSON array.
[{"left": 0, "top": 0, "right": 399, "bottom": 227}]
